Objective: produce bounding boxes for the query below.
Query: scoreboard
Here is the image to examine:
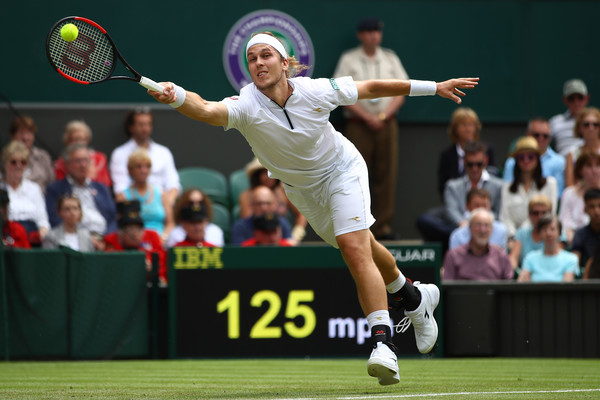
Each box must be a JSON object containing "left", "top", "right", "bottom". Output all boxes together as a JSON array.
[{"left": 168, "top": 245, "right": 441, "bottom": 358}]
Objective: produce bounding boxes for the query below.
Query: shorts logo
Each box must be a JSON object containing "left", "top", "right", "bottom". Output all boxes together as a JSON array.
[
  {"left": 223, "top": 10, "right": 315, "bottom": 91},
  {"left": 329, "top": 78, "right": 340, "bottom": 90}
]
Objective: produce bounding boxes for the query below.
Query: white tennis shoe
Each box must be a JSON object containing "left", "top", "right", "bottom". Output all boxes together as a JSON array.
[
  {"left": 404, "top": 282, "right": 440, "bottom": 354},
  {"left": 367, "top": 341, "right": 400, "bottom": 385}
]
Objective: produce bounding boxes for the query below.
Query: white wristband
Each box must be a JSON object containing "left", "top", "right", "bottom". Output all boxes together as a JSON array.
[
  {"left": 409, "top": 80, "right": 437, "bottom": 96},
  {"left": 169, "top": 83, "right": 187, "bottom": 108}
]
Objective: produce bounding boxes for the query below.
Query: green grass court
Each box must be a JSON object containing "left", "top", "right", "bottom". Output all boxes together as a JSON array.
[{"left": 0, "top": 358, "right": 598, "bottom": 399}]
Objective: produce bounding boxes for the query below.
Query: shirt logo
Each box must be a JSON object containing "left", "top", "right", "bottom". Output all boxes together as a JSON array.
[
  {"left": 313, "top": 108, "right": 322, "bottom": 112},
  {"left": 330, "top": 78, "right": 340, "bottom": 90},
  {"left": 349, "top": 216, "right": 360, "bottom": 221}
]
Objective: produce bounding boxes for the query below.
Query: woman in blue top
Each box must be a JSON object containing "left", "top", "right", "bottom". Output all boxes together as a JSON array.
[{"left": 117, "top": 148, "right": 174, "bottom": 242}]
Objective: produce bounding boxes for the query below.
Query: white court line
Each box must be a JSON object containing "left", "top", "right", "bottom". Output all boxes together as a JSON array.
[{"left": 273, "top": 388, "right": 600, "bottom": 400}]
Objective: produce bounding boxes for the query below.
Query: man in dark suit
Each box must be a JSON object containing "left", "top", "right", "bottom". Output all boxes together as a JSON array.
[
  {"left": 45, "top": 143, "right": 117, "bottom": 234},
  {"left": 418, "top": 141, "right": 503, "bottom": 248}
]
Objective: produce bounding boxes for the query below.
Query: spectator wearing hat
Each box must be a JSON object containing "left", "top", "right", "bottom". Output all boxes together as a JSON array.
[
  {"left": 174, "top": 202, "right": 216, "bottom": 247},
  {"left": 165, "top": 188, "right": 224, "bottom": 247},
  {"left": 46, "top": 143, "right": 117, "bottom": 235},
  {"left": 0, "top": 188, "right": 30, "bottom": 248},
  {"left": 502, "top": 117, "right": 566, "bottom": 196},
  {"left": 237, "top": 157, "right": 307, "bottom": 242},
  {"left": 550, "top": 79, "right": 590, "bottom": 157},
  {"left": 500, "top": 136, "right": 558, "bottom": 238},
  {"left": 333, "top": 17, "right": 408, "bottom": 240},
  {"left": 241, "top": 213, "right": 294, "bottom": 247},
  {"left": 7, "top": 115, "right": 54, "bottom": 191},
  {"left": 104, "top": 200, "right": 166, "bottom": 284},
  {"left": 232, "top": 185, "right": 293, "bottom": 245},
  {"left": 564, "top": 107, "right": 600, "bottom": 187}
]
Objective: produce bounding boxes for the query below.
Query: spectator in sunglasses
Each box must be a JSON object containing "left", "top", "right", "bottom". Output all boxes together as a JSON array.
[
  {"left": 550, "top": 79, "right": 590, "bottom": 157},
  {"left": 500, "top": 137, "right": 558, "bottom": 238},
  {"left": 502, "top": 117, "right": 566, "bottom": 196},
  {"left": 564, "top": 107, "right": 600, "bottom": 187},
  {"left": 416, "top": 141, "right": 503, "bottom": 250}
]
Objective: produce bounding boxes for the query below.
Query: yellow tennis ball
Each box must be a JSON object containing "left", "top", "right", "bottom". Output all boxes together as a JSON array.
[{"left": 61, "top": 23, "right": 79, "bottom": 42}]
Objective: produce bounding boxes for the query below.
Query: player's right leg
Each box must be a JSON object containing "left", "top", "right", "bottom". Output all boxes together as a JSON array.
[{"left": 369, "top": 233, "right": 440, "bottom": 354}]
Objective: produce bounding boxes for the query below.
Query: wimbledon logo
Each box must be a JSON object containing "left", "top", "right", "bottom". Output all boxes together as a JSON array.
[{"left": 223, "top": 10, "right": 315, "bottom": 91}]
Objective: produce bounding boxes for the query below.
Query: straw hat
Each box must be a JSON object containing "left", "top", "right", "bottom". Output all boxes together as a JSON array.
[{"left": 510, "top": 136, "right": 540, "bottom": 157}]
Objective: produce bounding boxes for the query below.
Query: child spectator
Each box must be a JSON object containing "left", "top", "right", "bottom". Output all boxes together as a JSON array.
[
  {"left": 518, "top": 214, "right": 578, "bottom": 282},
  {"left": 571, "top": 188, "right": 600, "bottom": 270},
  {"left": 43, "top": 194, "right": 103, "bottom": 251}
]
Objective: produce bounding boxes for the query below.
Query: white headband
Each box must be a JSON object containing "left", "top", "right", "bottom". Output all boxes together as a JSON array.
[{"left": 245, "top": 34, "right": 288, "bottom": 59}]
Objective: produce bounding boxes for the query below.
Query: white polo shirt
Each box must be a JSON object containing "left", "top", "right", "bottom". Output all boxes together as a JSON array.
[
  {"left": 222, "top": 76, "right": 361, "bottom": 189},
  {"left": 109, "top": 139, "right": 181, "bottom": 195}
]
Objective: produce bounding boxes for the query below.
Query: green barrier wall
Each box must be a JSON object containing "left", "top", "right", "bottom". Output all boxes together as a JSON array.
[
  {"left": 2, "top": 1, "right": 598, "bottom": 122},
  {"left": 0, "top": 249, "right": 148, "bottom": 360}
]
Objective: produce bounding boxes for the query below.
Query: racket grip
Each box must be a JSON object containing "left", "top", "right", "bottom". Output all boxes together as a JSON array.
[{"left": 139, "top": 76, "right": 165, "bottom": 93}]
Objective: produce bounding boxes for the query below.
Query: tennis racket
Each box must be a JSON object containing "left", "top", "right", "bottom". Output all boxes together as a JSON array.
[{"left": 46, "top": 16, "right": 164, "bottom": 93}]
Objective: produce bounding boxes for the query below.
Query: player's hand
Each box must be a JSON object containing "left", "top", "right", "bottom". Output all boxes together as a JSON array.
[
  {"left": 436, "top": 78, "right": 479, "bottom": 104},
  {"left": 147, "top": 82, "right": 177, "bottom": 105}
]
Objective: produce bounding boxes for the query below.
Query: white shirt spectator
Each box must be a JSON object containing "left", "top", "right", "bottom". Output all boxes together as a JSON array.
[
  {"left": 550, "top": 110, "right": 583, "bottom": 157},
  {"left": 165, "top": 223, "right": 225, "bottom": 248},
  {"left": 110, "top": 139, "right": 181, "bottom": 195},
  {"left": 7, "top": 178, "right": 50, "bottom": 230}
]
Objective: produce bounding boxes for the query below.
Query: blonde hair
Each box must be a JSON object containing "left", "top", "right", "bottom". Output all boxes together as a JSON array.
[
  {"left": 250, "top": 32, "right": 310, "bottom": 78},
  {"left": 127, "top": 148, "right": 152, "bottom": 171},
  {"left": 528, "top": 194, "right": 552, "bottom": 211},
  {"left": 63, "top": 120, "right": 92, "bottom": 144},
  {"left": 2, "top": 140, "right": 29, "bottom": 164},
  {"left": 574, "top": 107, "right": 600, "bottom": 138},
  {"left": 447, "top": 107, "right": 482, "bottom": 143}
]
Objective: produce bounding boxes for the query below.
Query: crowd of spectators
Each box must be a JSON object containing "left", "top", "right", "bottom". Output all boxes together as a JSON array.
[{"left": 439, "top": 78, "right": 598, "bottom": 282}]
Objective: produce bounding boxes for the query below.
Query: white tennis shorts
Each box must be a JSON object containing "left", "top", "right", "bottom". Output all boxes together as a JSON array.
[{"left": 283, "top": 159, "right": 375, "bottom": 248}]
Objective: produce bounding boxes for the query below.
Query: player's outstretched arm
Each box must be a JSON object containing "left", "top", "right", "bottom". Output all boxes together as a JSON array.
[
  {"left": 356, "top": 77, "right": 479, "bottom": 104},
  {"left": 147, "top": 83, "right": 228, "bottom": 127}
]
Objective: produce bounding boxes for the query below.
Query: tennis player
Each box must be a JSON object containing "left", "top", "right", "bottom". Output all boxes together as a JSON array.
[{"left": 148, "top": 32, "right": 478, "bottom": 385}]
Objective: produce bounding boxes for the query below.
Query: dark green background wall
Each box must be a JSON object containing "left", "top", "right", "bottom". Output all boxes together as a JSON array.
[
  {"left": 1, "top": 1, "right": 598, "bottom": 122},
  {"left": 0, "top": 1, "right": 597, "bottom": 239}
]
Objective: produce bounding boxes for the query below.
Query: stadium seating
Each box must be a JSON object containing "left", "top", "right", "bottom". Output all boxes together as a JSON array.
[{"left": 178, "top": 167, "right": 230, "bottom": 208}]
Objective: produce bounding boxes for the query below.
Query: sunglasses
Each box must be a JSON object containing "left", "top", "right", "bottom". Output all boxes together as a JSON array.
[
  {"left": 582, "top": 121, "right": 600, "bottom": 128},
  {"left": 531, "top": 132, "right": 550, "bottom": 140},
  {"left": 567, "top": 94, "right": 585, "bottom": 102},
  {"left": 9, "top": 159, "right": 27, "bottom": 166},
  {"left": 529, "top": 210, "right": 547, "bottom": 217},
  {"left": 515, "top": 152, "right": 537, "bottom": 162},
  {"left": 465, "top": 161, "right": 484, "bottom": 169}
]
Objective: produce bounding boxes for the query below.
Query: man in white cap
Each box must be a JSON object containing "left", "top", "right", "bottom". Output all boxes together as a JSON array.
[
  {"left": 147, "top": 31, "right": 478, "bottom": 386},
  {"left": 550, "top": 79, "right": 590, "bottom": 156}
]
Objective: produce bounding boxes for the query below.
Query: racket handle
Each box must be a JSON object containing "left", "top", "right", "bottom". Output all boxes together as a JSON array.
[{"left": 139, "top": 76, "right": 165, "bottom": 93}]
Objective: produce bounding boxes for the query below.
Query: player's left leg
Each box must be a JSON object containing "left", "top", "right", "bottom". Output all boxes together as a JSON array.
[{"left": 369, "top": 233, "right": 440, "bottom": 354}]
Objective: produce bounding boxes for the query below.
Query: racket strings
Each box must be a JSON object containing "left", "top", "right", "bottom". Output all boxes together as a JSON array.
[{"left": 48, "top": 20, "right": 115, "bottom": 83}]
